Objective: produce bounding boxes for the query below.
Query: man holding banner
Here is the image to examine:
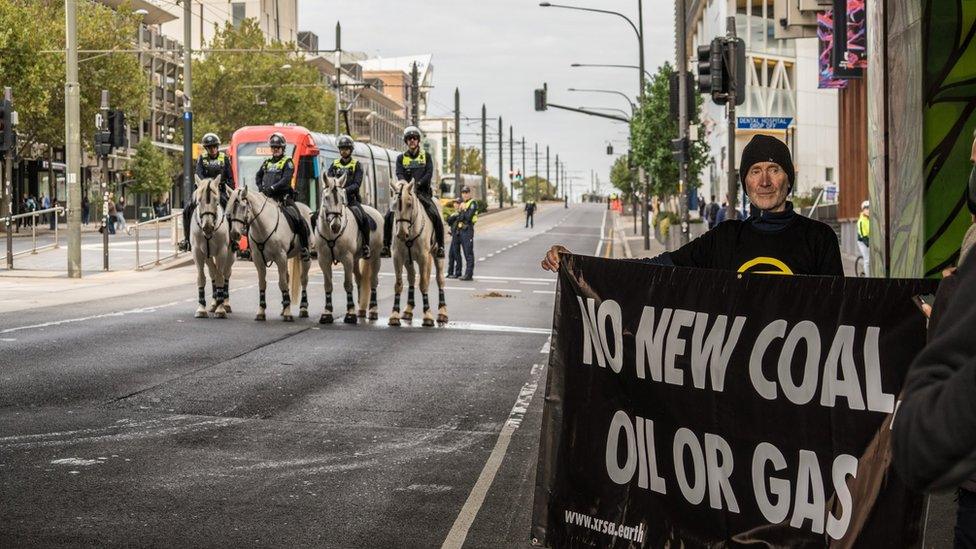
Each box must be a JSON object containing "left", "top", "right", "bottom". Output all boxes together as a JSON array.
[{"left": 542, "top": 135, "right": 843, "bottom": 276}]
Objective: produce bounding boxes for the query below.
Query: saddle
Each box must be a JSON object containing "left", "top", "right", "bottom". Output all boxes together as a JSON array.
[{"left": 280, "top": 201, "right": 308, "bottom": 237}]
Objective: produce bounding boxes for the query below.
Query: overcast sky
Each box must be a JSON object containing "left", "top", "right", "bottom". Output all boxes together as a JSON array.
[{"left": 298, "top": 0, "right": 676, "bottom": 197}]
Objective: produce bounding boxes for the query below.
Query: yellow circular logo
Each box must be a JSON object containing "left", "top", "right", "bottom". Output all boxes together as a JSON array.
[{"left": 737, "top": 257, "right": 794, "bottom": 275}]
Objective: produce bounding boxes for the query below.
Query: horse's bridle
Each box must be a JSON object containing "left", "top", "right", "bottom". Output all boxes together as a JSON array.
[
  {"left": 394, "top": 187, "right": 426, "bottom": 252},
  {"left": 195, "top": 185, "right": 224, "bottom": 239},
  {"left": 317, "top": 187, "right": 349, "bottom": 263},
  {"left": 227, "top": 191, "right": 280, "bottom": 266}
]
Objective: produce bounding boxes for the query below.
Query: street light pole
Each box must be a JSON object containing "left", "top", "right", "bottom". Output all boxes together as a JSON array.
[
  {"left": 638, "top": 0, "right": 650, "bottom": 250},
  {"left": 509, "top": 125, "right": 514, "bottom": 207},
  {"left": 521, "top": 137, "right": 526, "bottom": 203},
  {"left": 454, "top": 88, "right": 461, "bottom": 198},
  {"left": 182, "top": 0, "right": 192, "bottom": 214},
  {"left": 570, "top": 63, "right": 653, "bottom": 80},
  {"left": 481, "top": 104, "right": 487, "bottom": 204},
  {"left": 334, "top": 22, "right": 341, "bottom": 134},
  {"left": 65, "top": 0, "right": 81, "bottom": 277},
  {"left": 546, "top": 145, "right": 550, "bottom": 199},
  {"left": 677, "top": 0, "right": 690, "bottom": 245},
  {"left": 534, "top": 142, "right": 539, "bottom": 202},
  {"left": 498, "top": 115, "right": 503, "bottom": 209}
]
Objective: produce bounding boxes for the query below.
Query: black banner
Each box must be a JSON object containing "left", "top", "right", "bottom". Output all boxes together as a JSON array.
[{"left": 532, "top": 256, "right": 938, "bottom": 548}]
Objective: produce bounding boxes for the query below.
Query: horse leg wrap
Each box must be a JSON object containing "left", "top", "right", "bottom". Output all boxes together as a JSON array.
[
  {"left": 370, "top": 288, "right": 378, "bottom": 308},
  {"left": 300, "top": 290, "right": 308, "bottom": 309},
  {"left": 393, "top": 293, "right": 401, "bottom": 313},
  {"left": 346, "top": 291, "right": 354, "bottom": 310},
  {"left": 212, "top": 282, "right": 218, "bottom": 301},
  {"left": 326, "top": 293, "right": 333, "bottom": 310},
  {"left": 198, "top": 287, "right": 206, "bottom": 307},
  {"left": 259, "top": 290, "right": 267, "bottom": 310},
  {"left": 438, "top": 289, "right": 446, "bottom": 309},
  {"left": 282, "top": 291, "right": 291, "bottom": 308},
  {"left": 215, "top": 286, "right": 225, "bottom": 306},
  {"left": 422, "top": 293, "right": 431, "bottom": 313},
  {"left": 407, "top": 287, "right": 415, "bottom": 308}
]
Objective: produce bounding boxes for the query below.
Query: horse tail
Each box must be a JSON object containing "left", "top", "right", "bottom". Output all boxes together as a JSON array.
[{"left": 288, "top": 256, "right": 302, "bottom": 298}]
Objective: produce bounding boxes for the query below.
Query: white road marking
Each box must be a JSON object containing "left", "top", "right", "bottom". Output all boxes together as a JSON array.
[
  {"left": 533, "top": 290, "right": 556, "bottom": 295},
  {"left": 441, "top": 363, "right": 546, "bottom": 549},
  {"left": 519, "top": 281, "right": 552, "bottom": 286},
  {"left": 477, "top": 257, "right": 486, "bottom": 262},
  {"left": 595, "top": 208, "right": 608, "bottom": 257},
  {"left": 467, "top": 274, "right": 554, "bottom": 283},
  {"left": 50, "top": 458, "right": 100, "bottom": 467},
  {"left": 486, "top": 288, "right": 520, "bottom": 293},
  {"left": 539, "top": 336, "right": 551, "bottom": 354}
]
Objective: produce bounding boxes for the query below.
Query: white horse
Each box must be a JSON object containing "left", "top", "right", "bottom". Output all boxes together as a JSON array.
[
  {"left": 226, "top": 186, "right": 311, "bottom": 321},
  {"left": 388, "top": 179, "right": 448, "bottom": 327},
  {"left": 313, "top": 173, "right": 384, "bottom": 324},
  {"left": 191, "top": 174, "right": 235, "bottom": 318}
]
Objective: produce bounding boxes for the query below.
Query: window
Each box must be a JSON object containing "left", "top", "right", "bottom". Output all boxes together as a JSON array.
[
  {"left": 825, "top": 167, "right": 834, "bottom": 182},
  {"left": 231, "top": 2, "right": 245, "bottom": 28}
]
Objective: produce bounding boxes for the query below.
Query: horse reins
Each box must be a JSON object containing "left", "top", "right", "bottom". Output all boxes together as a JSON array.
[
  {"left": 230, "top": 192, "right": 280, "bottom": 268},
  {"left": 395, "top": 188, "right": 427, "bottom": 264}
]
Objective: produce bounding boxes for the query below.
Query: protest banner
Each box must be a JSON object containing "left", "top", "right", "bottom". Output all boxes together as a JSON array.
[{"left": 532, "top": 255, "right": 938, "bottom": 547}]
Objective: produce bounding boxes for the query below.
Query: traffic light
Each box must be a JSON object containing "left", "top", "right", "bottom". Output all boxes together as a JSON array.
[
  {"left": 696, "top": 38, "right": 724, "bottom": 101},
  {"left": 697, "top": 37, "right": 746, "bottom": 106},
  {"left": 534, "top": 83, "right": 548, "bottom": 112},
  {"left": 108, "top": 109, "right": 127, "bottom": 148},
  {"left": 0, "top": 99, "right": 13, "bottom": 154},
  {"left": 94, "top": 130, "right": 112, "bottom": 157},
  {"left": 669, "top": 72, "right": 696, "bottom": 122},
  {"left": 606, "top": 143, "right": 613, "bottom": 155},
  {"left": 723, "top": 38, "right": 746, "bottom": 106}
]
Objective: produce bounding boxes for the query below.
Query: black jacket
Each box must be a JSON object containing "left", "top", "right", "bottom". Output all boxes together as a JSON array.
[
  {"left": 256, "top": 155, "right": 294, "bottom": 200},
  {"left": 395, "top": 149, "right": 434, "bottom": 197},
  {"left": 327, "top": 157, "right": 364, "bottom": 205},
  {"left": 894, "top": 256, "right": 976, "bottom": 492},
  {"left": 195, "top": 152, "right": 235, "bottom": 193}
]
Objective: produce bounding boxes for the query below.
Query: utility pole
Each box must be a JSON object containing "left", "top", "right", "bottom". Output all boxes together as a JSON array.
[
  {"left": 677, "top": 0, "right": 690, "bottom": 245},
  {"left": 521, "top": 137, "right": 526, "bottom": 203},
  {"left": 498, "top": 115, "right": 503, "bottom": 209},
  {"left": 182, "top": 0, "right": 192, "bottom": 213},
  {"left": 410, "top": 61, "right": 420, "bottom": 126},
  {"left": 100, "top": 90, "right": 110, "bottom": 271},
  {"left": 3, "top": 87, "right": 13, "bottom": 270},
  {"left": 454, "top": 88, "right": 461, "bottom": 197},
  {"left": 726, "top": 16, "right": 739, "bottom": 219},
  {"left": 65, "top": 0, "right": 81, "bottom": 277},
  {"left": 546, "top": 145, "right": 550, "bottom": 199},
  {"left": 638, "top": 0, "right": 650, "bottom": 250},
  {"left": 481, "top": 104, "right": 487, "bottom": 204},
  {"left": 534, "top": 143, "right": 539, "bottom": 202},
  {"left": 555, "top": 155, "right": 559, "bottom": 196},
  {"left": 334, "top": 22, "right": 342, "bottom": 135},
  {"left": 508, "top": 125, "right": 514, "bottom": 207}
]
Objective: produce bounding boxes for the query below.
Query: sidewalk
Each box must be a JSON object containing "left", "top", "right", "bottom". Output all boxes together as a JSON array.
[{"left": 610, "top": 207, "right": 665, "bottom": 260}]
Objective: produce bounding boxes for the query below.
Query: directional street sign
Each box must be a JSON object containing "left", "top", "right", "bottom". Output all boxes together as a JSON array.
[{"left": 736, "top": 116, "right": 794, "bottom": 130}]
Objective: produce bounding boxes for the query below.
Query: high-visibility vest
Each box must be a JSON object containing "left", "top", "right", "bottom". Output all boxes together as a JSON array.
[
  {"left": 463, "top": 199, "right": 478, "bottom": 226},
  {"left": 332, "top": 157, "right": 358, "bottom": 174},
  {"left": 401, "top": 150, "right": 427, "bottom": 170},
  {"left": 857, "top": 214, "right": 870, "bottom": 241}
]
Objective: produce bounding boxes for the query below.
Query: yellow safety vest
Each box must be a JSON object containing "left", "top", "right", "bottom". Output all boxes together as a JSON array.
[
  {"left": 857, "top": 214, "right": 870, "bottom": 239},
  {"left": 333, "top": 157, "right": 358, "bottom": 170},
  {"left": 401, "top": 150, "right": 427, "bottom": 169},
  {"left": 464, "top": 199, "right": 478, "bottom": 225}
]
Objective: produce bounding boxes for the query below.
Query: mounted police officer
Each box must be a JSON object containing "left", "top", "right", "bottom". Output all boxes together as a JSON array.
[
  {"left": 382, "top": 126, "right": 445, "bottom": 258},
  {"left": 327, "top": 135, "right": 371, "bottom": 258},
  {"left": 179, "top": 133, "right": 235, "bottom": 252},
  {"left": 256, "top": 132, "right": 311, "bottom": 261}
]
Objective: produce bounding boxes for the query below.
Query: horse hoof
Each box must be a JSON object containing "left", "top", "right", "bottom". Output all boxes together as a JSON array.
[
  {"left": 368, "top": 312, "right": 378, "bottom": 321},
  {"left": 403, "top": 312, "right": 413, "bottom": 322},
  {"left": 320, "top": 314, "right": 334, "bottom": 324},
  {"left": 194, "top": 310, "right": 208, "bottom": 319},
  {"left": 388, "top": 317, "right": 401, "bottom": 327},
  {"left": 255, "top": 313, "right": 266, "bottom": 321},
  {"left": 214, "top": 312, "right": 227, "bottom": 319},
  {"left": 282, "top": 315, "right": 294, "bottom": 322},
  {"left": 437, "top": 314, "right": 449, "bottom": 325},
  {"left": 223, "top": 305, "right": 233, "bottom": 313},
  {"left": 344, "top": 314, "right": 358, "bottom": 324},
  {"left": 422, "top": 318, "right": 435, "bottom": 327},
  {"left": 300, "top": 309, "right": 309, "bottom": 318},
  {"left": 357, "top": 310, "right": 366, "bottom": 318},
  {"left": 207, "top": 305, "right": 217, "bottom": 313}
]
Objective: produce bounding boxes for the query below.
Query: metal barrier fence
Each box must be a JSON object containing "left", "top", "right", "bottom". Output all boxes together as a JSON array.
[
  {"left": 126, "top": 208, "right": 184, "bottom": 270},
  {"left": 2, "top": 207, "right": 66, "bottom": 264}
]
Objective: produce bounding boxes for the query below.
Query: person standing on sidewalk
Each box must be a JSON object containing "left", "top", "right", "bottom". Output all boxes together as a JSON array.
[
  {"left": 542, "top": 134, "right": 843, "bottom": 276},
  {"left": 525, "top": 199, "right": 536, "bottom": 228},
  {"left": 82, "top": 195, "right": 90, "bottom": 226},
  {"left": 115, "top": 195, "right": 127, "bottom": 233},
  {"left": 857, "top": 200, "right": 870, "bottom": 276},
  {"left": 105, "top": 198, "right": 117, "bottom": 235}
]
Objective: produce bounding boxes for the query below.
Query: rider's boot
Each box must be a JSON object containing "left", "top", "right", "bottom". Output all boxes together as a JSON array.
[
  {"left": 178, "top": 239, "right": 191, "bottom": 252},
  {"left": 179, "top": 204, "right": 194, "bottom": 252},
  {"left": 381, "top": 210, "right": 393, "bottom": 257}
]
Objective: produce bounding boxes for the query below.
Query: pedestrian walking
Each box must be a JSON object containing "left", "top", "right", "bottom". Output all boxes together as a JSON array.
[
  {"left": 455, "top": 187, "right": 479, "bottom": 280},
  {"left": 41, "top": 194, "right": 50, "bottom": 226},
  {"left": 446, "top": 197, "right": 464, "bottom": 279},
  {"left": 706, "top": 195, "right": 720, "bottom": 229},
  {"left": 525, "top": 199, "right": 536, "bottom": 228},
  {"left": 856, "top": 200, "right": 870, "bottom": 276},
  {"left": 543, "top": 134, "right": 843, "bottom": 276},
  {"left": 81, "top": 195, "right": 90, "bottom": 226},
  {"left": 26, "top": 196, "right": 36, "bottom": 228},
  {"left": 105, "top": 199, "right": 117, "bottom": 235},
  {"left": 115, "top": 195, "right": 127, "bottom": 233}
]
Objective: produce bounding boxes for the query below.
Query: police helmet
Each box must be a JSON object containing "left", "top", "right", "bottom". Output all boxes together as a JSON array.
[
  {"left": 337, "top": 135, "right": 354, "bottom": 150},
  {"left": 403, "top": 126, "right": 422, "bottom": 143},
  {"left": 201, "top": 133, "right": 220, "bottom": 147},
  {"left": 268, "top": 132, "right": 286, "bottom": 148},
  {"left": 861, "top": 200, "right": 870, "bottom": 210}
]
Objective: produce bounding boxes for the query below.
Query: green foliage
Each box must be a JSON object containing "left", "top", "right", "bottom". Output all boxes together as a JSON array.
[
  {"left": 520, "top": 176, "right": 555, "bottom": 201},
  {"left": 0, "top": 0, "right": 147, "bottom": 155},
  {"left": 129, "top": 139, "right": 173, "bottom": 197},
  {"left": 193, "top": 19, "right": 335, "bottom": 142},
  {"left": 447, "top": 146, "right": 484, "bottom": 175},
  {"left": 630, "top": 63, "right": 710, "bottom": 198},
  {"left": 609, "top": 154, "right": 636, "bottom": 198}
]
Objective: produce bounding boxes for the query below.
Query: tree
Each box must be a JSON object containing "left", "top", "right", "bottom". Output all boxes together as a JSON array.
[
  {"left": 520, "top": 176, "right": 555, "bottom": 201},
  {"left": 630, "top": 63, "right": 710, "bottom": 204},
  {"left": 609, "top": 154, "right": 636, "bottom": 199},
  {"left": 193, "top": 19, "right": 335, "bottom": 142},
  {"left": 0, "top": 0, "right": 148, "bottom": 157},
  {"left": 129, "top": 139, "right": 174, "bottom": 198},
  {"left": 447, "top": 146, "right": 483, "bottom": 174}
]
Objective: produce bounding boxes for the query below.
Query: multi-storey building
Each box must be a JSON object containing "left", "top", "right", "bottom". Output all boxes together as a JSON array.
[
  {"left": 160, "top": 0, "right": 299, "bottom": 50},
  {"left": 685, "top": 0, "right": 838, "bottom": 201}
]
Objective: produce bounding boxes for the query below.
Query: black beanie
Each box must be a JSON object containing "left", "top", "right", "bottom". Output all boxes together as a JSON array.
[{"left": 739, "top": 134, "right": 795, "bottom": 188}]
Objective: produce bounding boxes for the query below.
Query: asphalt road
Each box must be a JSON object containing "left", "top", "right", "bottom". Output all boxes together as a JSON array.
[{"left": 0, "top": 202, "right": 608, "bottom": 547}]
